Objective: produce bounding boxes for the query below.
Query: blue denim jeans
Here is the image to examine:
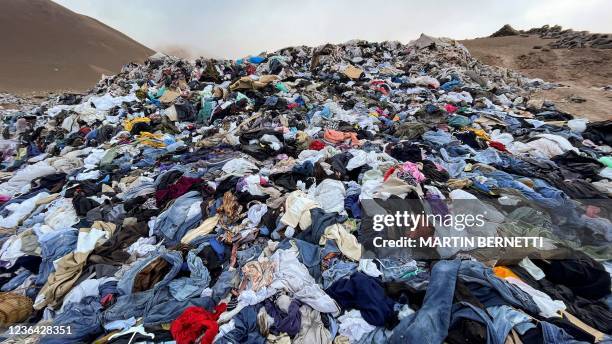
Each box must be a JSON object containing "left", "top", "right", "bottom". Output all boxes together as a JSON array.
[
  {"left": 152, "top": 191, "right": 202, "bottom": 243},
  {"left": 389, "top": 259, "right": 461, "bottom": 344},
  {"left": 458, "top": 260, "right": 539, "bottom": 314},
  {"left": 541, "top": 321, "right": 589, "bottom": 344}
]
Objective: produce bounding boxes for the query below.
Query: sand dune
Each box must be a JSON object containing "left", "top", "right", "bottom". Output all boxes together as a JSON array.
[{"left": 0, "top": 0, "right": 154, "bottom": 94}]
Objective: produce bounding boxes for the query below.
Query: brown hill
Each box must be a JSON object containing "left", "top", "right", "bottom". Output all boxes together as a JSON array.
[
  {"left": 461, "top": 35, "right": 612, "bottom": 121},
  {"left": 0, "top": 0, "right": 154, "bottom": 94}
]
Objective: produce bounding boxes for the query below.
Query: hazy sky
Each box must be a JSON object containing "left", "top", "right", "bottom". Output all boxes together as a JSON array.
[{"left": 54, "top": 0, "right": 612, "bottom": 59}]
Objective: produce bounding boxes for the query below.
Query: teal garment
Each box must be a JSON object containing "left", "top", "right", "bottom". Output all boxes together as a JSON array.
[
  {"left": 598, "top": 156, "right": 612, "bottom": 168},
  {"left": 448, "top": 115, "right": 471, "bottom": 128},
  {"left": 197, "top": 99, "right": 215, "bottom": 123},
  {"left": 275, "top": 82, "right": 289, "bottom": 93}
]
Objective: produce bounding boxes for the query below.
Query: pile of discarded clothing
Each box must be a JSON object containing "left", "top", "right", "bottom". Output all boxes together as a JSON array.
[
  {"left": 524, "top": 25, "right": 612, "bottom": 49},
  {"left": 0, "top": 34, "right": 611, "bottom": 344}
]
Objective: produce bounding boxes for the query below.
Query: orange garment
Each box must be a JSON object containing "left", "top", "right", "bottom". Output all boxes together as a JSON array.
[
  {"left": 493, "top": 266, "right": 520, "bottom": 280},
  {"left": 324, "top": 129, "right": 361, "bottom": 147}
]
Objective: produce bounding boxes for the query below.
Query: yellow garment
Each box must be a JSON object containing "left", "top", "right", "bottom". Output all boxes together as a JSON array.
[
  {"left": 137, "top": 132, "right": 166, "bottom": 148},
  {"left": 123, "top": 117, "right": 151, "bottom": 132},
  {"left": 267, "top": 333, "right": 291, "bottom": 344},
  {"left": 295, "top": 131, "right": 311, "bottom": 150},
  {"left": 493, "top": 266, "right": 520, "bottom": 280},
  {"left": 468, "top": 128, "right": 491, "bottom": 141},
  {"left": 321, "top": 224, "right": 362, "bottom": 261},
  {"left": 181, "top": 215, "right": 219, "bottom": 244},
  {"left": 334, "top": 336, "right": 350, "bottom": 344}
]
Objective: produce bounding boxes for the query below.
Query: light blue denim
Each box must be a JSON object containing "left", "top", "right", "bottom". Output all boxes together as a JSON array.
[
  {"left": 36, "top": 229, "right": 78, "bottom": 286},
  {"left": 322, "top": 260, "right": 357, "bottom": 289},
  {"left": 152, "top": 190, "right": 202, "bottom": 242},
  {"left": 169, "top": 242, "right": 212, "bottom": 301}
]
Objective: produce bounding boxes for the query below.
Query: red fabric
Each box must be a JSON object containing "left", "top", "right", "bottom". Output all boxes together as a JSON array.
[
  {"left": 488, "top": 141, "right": 508, "bottom": 152},
  {"left": 155, "top": 176, "right": 202, "bottom": 206},
  {"left": 444, "top": 104, "right": 458, "bottom": 113},
  {"left": 260, "top": 176, "right": 269, "bottom": 186},
  {"left": 287, "top": 103, "right": 299, "bottom": 109},
  {"left": 246, "top": 64, "right": 256, "bottom": 75},
  {"left": 100, "top": 294, "right": 114, "bottom": 308},
  {"left": 370, "top": 82, "right": 390, "bottom": 95},
  {"left": 383, "top": 166, "right": 396, "bottom": 181},
  {"left": 171, "top": 303, "right": 227, "bottom": 344},
  {"left": 309, "top": 140, "right": 326, "bottom": 151}
]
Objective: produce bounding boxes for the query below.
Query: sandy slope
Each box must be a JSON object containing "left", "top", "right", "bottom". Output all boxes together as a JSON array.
[
  {"left": 461, "top": 35, "right": 612, "bottom": 121},
  {"left": 0, "top": 0, "right": 154, "bottom": 94}
]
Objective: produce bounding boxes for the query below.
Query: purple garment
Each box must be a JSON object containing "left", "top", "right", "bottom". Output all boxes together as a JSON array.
[{"left": 264, "top": 298, "right": 302, "bottom": 336}]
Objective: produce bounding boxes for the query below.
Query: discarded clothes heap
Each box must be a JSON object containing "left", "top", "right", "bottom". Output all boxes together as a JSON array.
[
  {"left": 0, "top": 34, "right": 611, "bottom": 344},
  {"left": 525, "top": 25, "right": 612, "bottom": 49}
]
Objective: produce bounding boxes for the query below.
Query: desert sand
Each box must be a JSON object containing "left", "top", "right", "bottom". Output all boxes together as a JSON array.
[
  {"left": 462, "top": 35, "right": 612, "bottom": 120},
  {"left": 0, "top": 0, "right": 154, "bottom": 95}
]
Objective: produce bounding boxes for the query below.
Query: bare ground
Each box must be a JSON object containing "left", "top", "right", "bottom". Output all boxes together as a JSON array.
[{"left": 461, "top": 35, "right": 612, "bottom": 121}]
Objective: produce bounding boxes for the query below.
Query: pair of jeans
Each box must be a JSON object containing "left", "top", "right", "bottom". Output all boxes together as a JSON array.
[
  {"left": 40, "top": 296, "right": 102, "bottom": 344},
  {"left": 36, "top": 229, "right": 78, "bottom": 286},
  {"left": 458, "top": 260, "right": 539, "bottom": 314},
  {"left": 389, "top": 259, "right": 461, "bottom": 344},
  {"left": 152, "top": 191, "right": 202, "bottom": 243},
  {"left": 541, "top": 321, "right": 590, "bottom": 344},
  {"left": 168, "top": 241, "right": 212, "bottom": 301}
]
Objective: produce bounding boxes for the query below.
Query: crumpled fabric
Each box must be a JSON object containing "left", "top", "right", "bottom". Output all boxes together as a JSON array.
[
  {"left": 293, "top": 304, "right": 332, "bottom": 344},
  {"left": 263, "top": 294, "right": 302, "bottom": 336},
  {"left": 280, "top": 190, "right": 318, "bottom": 229},
  {"left": 169, "top": 243, "right": 213, "bottom": 301},
  {"left": 321, "top": 223, "right": 362, "bottom": 261},
  {"left": 326, "top": 271, "right": 395, "bottom": 326},
  {"left": 153, "top": 190, "right": 203, "bottom": 242},
  {"left": 324, "top": 129, "right": 361, "bottom": 147},
  {"left": 241, "top": 259, "right": 276, "bottom": 291},
  {"left": 181, "top": 215, "right": 219, "bottom": 244},
  {"left": 170, "top": 303, "right": 227, "bottom": 344},
  {"left": 0, "top": 161, "right": 56, "bottom": 197},
  {"left": 34, "top": 223, "right": 114, "bottom": 309},
  {"left": 268, "top": 248, "right": 340, "bottom": 314},
  {"left": 337, "top": 309, "right": 376, "bottom": 343},
  {"left": 215, "top": 305, "right": 265, "bottom": 344},
  {"left": 314, "top": 179, "right": 346, "bottom": 214}
]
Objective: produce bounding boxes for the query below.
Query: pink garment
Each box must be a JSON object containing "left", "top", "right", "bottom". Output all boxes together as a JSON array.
[
  {"left": 400, "top": 162, "right": 426, "bottom": 183},
  {"left": 445, "top": 104, "right": 458, "bottom": 113}
]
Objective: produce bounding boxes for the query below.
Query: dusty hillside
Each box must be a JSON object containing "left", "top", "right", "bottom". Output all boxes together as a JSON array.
[
  {"left": 0, "top": 0, "right": 154, "bottom": 94},
  {"left": 461, "top": 35, "right": 612, "bottom": 120}
]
